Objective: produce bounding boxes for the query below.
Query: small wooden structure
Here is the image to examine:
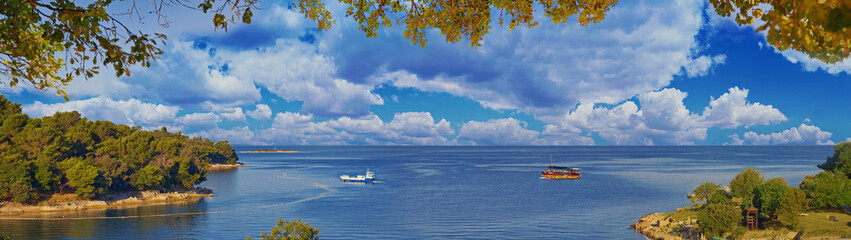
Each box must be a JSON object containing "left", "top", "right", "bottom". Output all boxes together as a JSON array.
[{"left": 746, "top": 206, "right": 759, "bottom": 230}]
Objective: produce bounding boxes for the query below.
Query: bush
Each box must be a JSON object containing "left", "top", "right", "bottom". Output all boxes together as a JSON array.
[
  {"left": 698, "top": 204, "right": 742, "bottom": 238},
  {"left": 246, "top": 218, "right": 320, "bottom": 240},
  {"left": 730, "top": 167, "right": 765, "bottom": 207}
]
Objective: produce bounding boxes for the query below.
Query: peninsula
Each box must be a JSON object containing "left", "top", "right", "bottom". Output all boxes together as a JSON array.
[{"left": 0, "top": 96, "right": 238, "bottom": 212}]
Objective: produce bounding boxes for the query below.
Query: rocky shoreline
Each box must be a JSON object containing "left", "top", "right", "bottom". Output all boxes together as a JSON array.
[
  {"left": 208, "top": 162, "right": 246, "bottom": 171},
  {"left": 0, "top": 187, "right": 213, "bottom": 216},
  {"left": 632, "top": 212, "right": 698, "bottom": 240}
]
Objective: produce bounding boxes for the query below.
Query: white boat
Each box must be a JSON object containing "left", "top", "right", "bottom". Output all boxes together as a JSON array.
[{"left": 340, "top": 169, "right": 375, "bottom": 182}]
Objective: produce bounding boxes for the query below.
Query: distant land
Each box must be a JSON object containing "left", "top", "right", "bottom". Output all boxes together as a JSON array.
[{"left": 239, "top": 149, "right": 299, "bottom": 153}]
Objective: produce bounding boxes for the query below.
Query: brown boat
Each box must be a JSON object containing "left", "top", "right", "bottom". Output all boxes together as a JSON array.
[{"left": 541, "top": 155, "right": 581, "bottom": 179}]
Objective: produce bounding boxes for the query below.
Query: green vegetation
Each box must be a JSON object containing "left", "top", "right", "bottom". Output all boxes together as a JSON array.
[
  {"left": 0, "top": 95, "right": 238, "bottom": 203},
  {"left": 729, "top": 167, "right": 765, "bottom": 208},
  {"left": 697, "top": 204, "right": 743, "bottom": 238},
  {"left": 819, "top": 141, "right": 851, "bottom": 178},
  {"left": 673, "top": 142, "right": 851, "bottom": 238},
  {"left": 800, "top": 171, "right": 851, "bottom": 209},
  {"left": 246, "top": 218, "right": 320, "bottom": 240}
]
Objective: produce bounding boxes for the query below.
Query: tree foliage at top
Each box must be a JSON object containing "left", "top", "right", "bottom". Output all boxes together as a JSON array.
[
  {"left": 0, "top": 0, "right": 253, "bottom": 99},
  {"left": 246, "top": 218, "right": 320, "bottom": 240},
  {"left": 2, "top": 0, "right": 851, "bottom": 96},
  {"left": 711, "top": 0, "right": 851, "bottom": 64},
  {"left": 0, "top": 95, "right": 238, "bottom": 203}
]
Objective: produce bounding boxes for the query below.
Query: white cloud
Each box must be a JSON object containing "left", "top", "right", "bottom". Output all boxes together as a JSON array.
[
  {"left": 23, "top": 96, "right": 180, "bottom": 127},
  {"left": 192, "top": 126, "right": 263, "bottom": 145},
  {"left": 457, "top": 118, "right": 539, "bottom": 145},
  {"left": 349, "top": 0, "right": 709, "bottom": 117},
  {"left": 177, "top": 112, "right": 222, "bottom": 129},
  {"left": 247, "top": 111, "right": 455, "bottom": 145},
  {"left": 701, "top": 87, "right": 786, "bottom": 128},
  {"left": 727, "top": 124, "right": 834, "bottom": 145},
  {"left": 229, "top": 39, "right": 383, "bottom": 117},
  {"left": 682, "top": 55, "right": 727, "bottom": 77},
  {"left": 540, "top": 87, "right": 786, "bottom": 145},
  {"left": 247, "top": 104, "right": 273, "bottom": 120}
]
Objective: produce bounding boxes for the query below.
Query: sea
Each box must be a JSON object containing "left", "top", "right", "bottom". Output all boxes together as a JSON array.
[{"left": 0, "top": 146, "right": 836, "bottom": 239}]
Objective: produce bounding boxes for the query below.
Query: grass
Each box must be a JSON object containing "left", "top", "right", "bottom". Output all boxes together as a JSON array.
[
  {"left": 796, "top": 211, "right": 851, "bottom": 238},
  {"left": 663, "top": 205, "right": 701, "bottom": 222}
]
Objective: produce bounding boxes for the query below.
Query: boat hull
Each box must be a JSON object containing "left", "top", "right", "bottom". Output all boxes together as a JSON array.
[
  {"left": 542, "top": 172, "right": 581, "bottom": 179},
  {"left": 341, "top": 178, "right": 375, "bottom": 183}
]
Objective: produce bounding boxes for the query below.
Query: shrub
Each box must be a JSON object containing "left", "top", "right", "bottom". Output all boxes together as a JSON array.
[
  {"left": 698, "top": 204, "right": 742, "bottom": 238},
  {"left": 246, "top": 218, "right": 320, "bottom": 240}
]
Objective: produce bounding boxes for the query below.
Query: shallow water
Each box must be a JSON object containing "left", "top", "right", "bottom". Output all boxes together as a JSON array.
[{"left": 0, "top": 146, "right": 834, "bottom": 239}]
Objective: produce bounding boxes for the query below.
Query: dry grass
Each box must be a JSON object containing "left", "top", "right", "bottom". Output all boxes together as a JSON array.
[
  {"left": 42, "top": 194, "right": 80, "bottom": 205},
  {"left": 797, "top": 211, "right": 851, "bottom": 238},
  {"left": 664, "top": 205, "right": 701, "bottom": 221}
]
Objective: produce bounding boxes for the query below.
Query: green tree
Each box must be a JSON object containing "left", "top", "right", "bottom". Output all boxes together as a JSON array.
[
  {"left": 246, "top": 218, "right": 320, "bottom": 240},
  {"left": 776, "top": 188, "right": 808, "bottom": 229},
  {"left": 63, "top": 157, "right": 103, "bottom": 199},
  {"left": 800, "top": 171, "right": 851, "bottom": 209},
  {"left": 134, "top": 164, "right": 163, "bottom": 190},
  {"left": 691, "top": 181, "right": 723, "bottom": 204},
  {"left": 753, "top": 177, "right": 789, "bottom": 217},
  {"left": 730, "top": 167, "right": 765, "bottom": 207},
  {"left": 697, "top": 204, "right": 742, "bottom": 239},
  {"left": 819, "top": 141, "right": 851, "bottom": 178}
]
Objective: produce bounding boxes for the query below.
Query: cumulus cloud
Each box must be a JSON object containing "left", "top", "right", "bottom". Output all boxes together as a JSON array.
[
  {"left": 192, "top": 126, "right": 263, "bottom": 145},
  {"left": 701, "top": 87, "right": 787, "bottom": 128},
  {"left": 229, "top": 39, "right": 383, "bottom": 117},
  {"left": 177, "top": 112, "right": 222, "bottom": 129},
  {"left": 682, "top": 55, "right": 727, "bottom": 77},
  {"left": 347, "top": 0, "right": 709, "bottom": 116},
  {"left": 457, "top": 118, "right": 539, "bottom": 145},
  {"left": 23, "top": 96, "right": 180, "bottom": 127},
  {"left": 540, "top": 87, "right": 786, "bottom": 145},
  {"left": 245, "top": 111, "right": 455, "bottom": 145},
  {"left": 727, "top": 124, "right": 835, "bottom": 145},
  {"left": 247, "top": 104, "right": 273, "bottom": 120}
]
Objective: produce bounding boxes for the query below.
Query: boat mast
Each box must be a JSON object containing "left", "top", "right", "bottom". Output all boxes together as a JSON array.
[{"left": 549, "top": 154, "right": 553, "bottom": 167}]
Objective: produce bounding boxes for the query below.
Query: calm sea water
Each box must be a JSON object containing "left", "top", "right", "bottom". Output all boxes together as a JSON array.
[{"left": 0, "top": 146, "right": 835, "bottom": 239}]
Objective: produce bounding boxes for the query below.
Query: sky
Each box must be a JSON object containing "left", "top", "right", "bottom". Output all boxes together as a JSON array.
[{"left": 2, "top": 0, "right": 851, "bottom": 146}]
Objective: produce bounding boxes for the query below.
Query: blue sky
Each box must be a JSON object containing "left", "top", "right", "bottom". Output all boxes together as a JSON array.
[{"left": 2, "top": 0, "right": 850, "bottom": 146}]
